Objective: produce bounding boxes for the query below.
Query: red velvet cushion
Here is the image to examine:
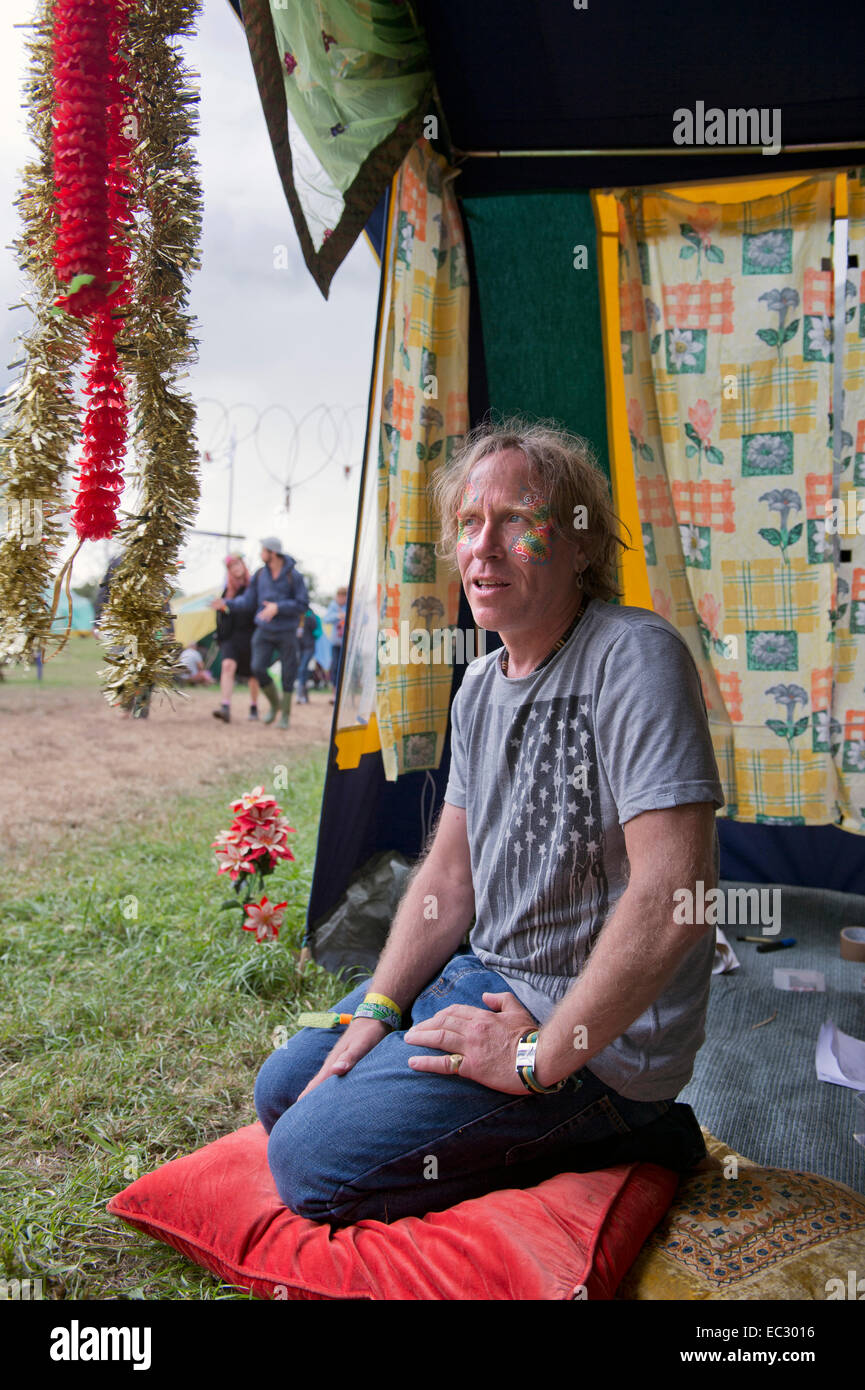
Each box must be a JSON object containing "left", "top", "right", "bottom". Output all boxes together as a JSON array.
[{"left": 107, "top": 1122, "right": 678, "bottom": 1300}]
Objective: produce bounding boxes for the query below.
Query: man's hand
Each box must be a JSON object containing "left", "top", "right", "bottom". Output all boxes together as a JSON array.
[
  {"left": 258, "top": 601, "right": 278, "bottom": 622},
  {"left": 404, "top": 992, "right": 538, "bottom": 1094},
  {"left": 210, "top": 598, "right": 227, "bottom": 611},
  {"left": 296, "top": 1017, "right": 388, "bottom": 1101}
]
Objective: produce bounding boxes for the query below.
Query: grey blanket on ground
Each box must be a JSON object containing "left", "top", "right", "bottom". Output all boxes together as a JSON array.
[{"left": 680, "top": 880, "right": 865, "bottom": 1193}]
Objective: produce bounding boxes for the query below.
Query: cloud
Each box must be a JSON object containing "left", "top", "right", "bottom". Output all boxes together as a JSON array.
[{"left": 1, "top": 0, "right": 380, "bottom": 598}]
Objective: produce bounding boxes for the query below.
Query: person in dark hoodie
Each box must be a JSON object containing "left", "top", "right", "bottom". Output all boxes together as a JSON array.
[{"left": 212, "top": 536, "right": 309, "bottom": 729}]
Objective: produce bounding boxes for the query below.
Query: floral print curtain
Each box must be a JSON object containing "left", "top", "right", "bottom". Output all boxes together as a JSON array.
[
  {"left": 376, "top": 137, "right": 470, "bottom": 781},
  {"left": 836, "top": 172, "right": 865, "bottom": 827},
  {"left": 617, "top": 174, "right": 865, "bottom": 831}
]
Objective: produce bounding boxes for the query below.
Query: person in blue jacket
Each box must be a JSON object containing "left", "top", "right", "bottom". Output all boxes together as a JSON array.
[{"left": 212, "top": 536, "right": 309, "bottom": 729}]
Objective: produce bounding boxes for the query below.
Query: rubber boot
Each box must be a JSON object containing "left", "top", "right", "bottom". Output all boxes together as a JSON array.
[
  {"left": 278, "top": 691, "right": 293, "bottom": 729},
  {"left": 262, "top": 683, "right": 280, "bottom": 725}
]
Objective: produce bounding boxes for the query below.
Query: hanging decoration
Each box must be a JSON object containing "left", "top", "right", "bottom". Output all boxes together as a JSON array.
[
  {"left": 0, "top": 0, "right": 204, "bottom": 704},
  {"left": 52, "top": 0, "right": 133, "bottom": 542},
  {"left": 95, "top": 0, "right": 204, "bottom": 706},
  {"left": 0, "top": 2, "right": 85, "bottom": 666}
]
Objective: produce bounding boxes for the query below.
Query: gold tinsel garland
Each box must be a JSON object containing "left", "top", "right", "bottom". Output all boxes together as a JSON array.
[
  {"left": 96, "top": 0, "right": 204, "bottom": 705},
  {"left": 0, "top": 0, "right": 204, "bottom": 704},
  {"left": 0, "top": 3, "right": 84, "bottom": 664}
]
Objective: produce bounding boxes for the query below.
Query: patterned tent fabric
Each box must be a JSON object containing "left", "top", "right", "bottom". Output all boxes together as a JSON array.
[
  {"left": 376, "top": 136, "right": 470, "bottom": 781},
  {"left": 241, "top": 0, "right": 433, "bottom": 297},
  {"left": 838, "top": 173, "right": 865, "bottom": 830},
  {"left": 616, "top": 173, "right": 865, "bottom": 831}
]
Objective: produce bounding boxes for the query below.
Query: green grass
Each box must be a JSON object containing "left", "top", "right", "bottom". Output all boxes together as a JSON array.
[
  {"left": 0, "top": 747, "right": 347, "bottom": 1299},
  {"left": 0, "top": 633, "right": 106, "bottom": 689}
]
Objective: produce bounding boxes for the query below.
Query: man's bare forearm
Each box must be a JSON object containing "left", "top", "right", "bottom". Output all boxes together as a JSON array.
[{"left": 365, "top": 861, "right": 475, "bottom": 1013}]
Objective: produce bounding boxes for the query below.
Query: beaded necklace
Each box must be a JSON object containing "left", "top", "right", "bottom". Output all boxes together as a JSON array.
[{"left": 500, "top": 593, "right": 588, "bottom": 677}]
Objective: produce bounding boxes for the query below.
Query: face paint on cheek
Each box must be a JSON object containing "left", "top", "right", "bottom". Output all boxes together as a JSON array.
[{"left": 509, "top": 494, "right": 553, "bottom": 564}]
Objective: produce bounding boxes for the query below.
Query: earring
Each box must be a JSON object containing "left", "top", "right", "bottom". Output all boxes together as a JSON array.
[{"left": 576, "top": 571, "right": 584, "bottom": 589}]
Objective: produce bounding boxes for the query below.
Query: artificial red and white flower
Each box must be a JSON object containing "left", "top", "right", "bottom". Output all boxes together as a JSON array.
[
  {"left": 212, "top": 787, "right": 296, "bottom": 942},
  {"left": 242, "top": 896, "right": 289, "bottom": 943}
]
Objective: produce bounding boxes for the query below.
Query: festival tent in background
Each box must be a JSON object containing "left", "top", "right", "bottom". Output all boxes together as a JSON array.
[
  {"left": 47, "top": 589, "right": 94, "bottom": 635},
  {"left": 171, "top": 590, "right": 334, "bottom": 674},
  {"left": 228, "top": 0, "right": 865, "bottom": 978}
]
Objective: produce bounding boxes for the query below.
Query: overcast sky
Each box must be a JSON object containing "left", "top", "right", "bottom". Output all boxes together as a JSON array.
[{"left": 1, "top": 0, "right": 378, "bottom": 598}]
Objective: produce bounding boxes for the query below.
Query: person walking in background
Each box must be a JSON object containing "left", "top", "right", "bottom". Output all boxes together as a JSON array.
[
  {"left": 212, "top": 554, "right": 260, "bottom": 723},
  {"left": 212, "top": 535, "right": 309, "bottom": 729},
  {"left": 295, "top": 605, "right": 321, "bottom": 704},
  {"left": 323, "top": 585, "right": 347, "bottom": 706}
]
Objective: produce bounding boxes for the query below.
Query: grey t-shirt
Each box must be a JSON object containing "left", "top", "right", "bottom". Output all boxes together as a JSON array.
[{"left": 443, "top": 598, "right": 725, "bottom": 1100}]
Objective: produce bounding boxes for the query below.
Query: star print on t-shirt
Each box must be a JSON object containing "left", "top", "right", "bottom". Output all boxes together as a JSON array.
[{"left": 499, "top": 695, "right": 609, "bottom": 957}]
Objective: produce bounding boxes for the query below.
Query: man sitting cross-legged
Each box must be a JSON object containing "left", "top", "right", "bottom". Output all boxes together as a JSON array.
[{"left": 254, "top": 419, "right": 724, "bottom": 1227}]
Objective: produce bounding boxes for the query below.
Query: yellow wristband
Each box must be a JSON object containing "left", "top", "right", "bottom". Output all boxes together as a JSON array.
[{"left": 364, "top": 992, "right": 402, "bottom": 1017}]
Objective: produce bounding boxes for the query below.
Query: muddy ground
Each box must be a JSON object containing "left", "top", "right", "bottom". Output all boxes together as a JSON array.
[{"left": 0, "top": 678, "right": 333, "bottom": 862}]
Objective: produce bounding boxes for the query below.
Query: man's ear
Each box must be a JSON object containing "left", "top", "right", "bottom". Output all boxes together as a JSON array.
[{"left": 569, "top": 541, "right": 588, "bottom": 575}]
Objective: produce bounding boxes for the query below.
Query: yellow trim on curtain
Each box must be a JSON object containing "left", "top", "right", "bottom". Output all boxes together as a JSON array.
[
  {"left": 593, "top": 191, "right": 652, "bottom": 609},
  {"left": 334, "top": 710, "right": 383, "bottom": 768}
]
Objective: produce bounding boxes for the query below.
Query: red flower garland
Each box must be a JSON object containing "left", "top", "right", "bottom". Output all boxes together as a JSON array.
[{"left": 52, "top": 0, "right": 134, "bottom": 541}]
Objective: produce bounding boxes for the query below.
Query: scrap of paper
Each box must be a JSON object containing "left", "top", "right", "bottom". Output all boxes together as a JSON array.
[
  {"left": 713, "top": 928, "right": 740, "bottom": 974},
  {"left": 816, "top": 1019, "right": 865, "bottom": 1090},
  {"left": 773, "top": 968, "right": 825, "bottom": 992}
]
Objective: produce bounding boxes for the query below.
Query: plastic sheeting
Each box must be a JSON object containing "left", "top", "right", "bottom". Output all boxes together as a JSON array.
[{"left": 311, "top": 849, "right": 414, "bottom": 982}]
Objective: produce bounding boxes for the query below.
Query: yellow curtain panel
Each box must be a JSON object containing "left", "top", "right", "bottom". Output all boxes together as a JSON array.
[
  {"left": 375, "top": 136, "right": 470, "bottom": 781},
  {"left": 609, "top": 172, "right": 865, "bottom": 830}
]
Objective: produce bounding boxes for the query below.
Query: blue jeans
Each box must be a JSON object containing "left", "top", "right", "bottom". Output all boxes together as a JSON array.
[
  {"left": 254, "top": 951, "right": 705, "bottom": 1226},
  {"left": 329, "top": 642, "right": 342, "bottom": 688},
  {"left": 295, "top": 645, "right": 314, "bottom": 695},
  {"left": 251, "top": 628, "right": 299, "bottom": 694}
]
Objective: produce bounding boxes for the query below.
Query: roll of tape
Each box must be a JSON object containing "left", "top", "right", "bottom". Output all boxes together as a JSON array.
[{"left": 840, "top": 926, "right": 865, "bottom": 962}]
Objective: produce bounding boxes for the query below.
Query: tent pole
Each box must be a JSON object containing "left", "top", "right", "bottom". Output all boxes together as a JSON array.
[{"left": 459, "top": 142, "right": 865, "bottom": 158}]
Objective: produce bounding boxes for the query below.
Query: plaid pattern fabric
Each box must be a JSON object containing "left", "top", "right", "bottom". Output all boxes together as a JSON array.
[
  {"left": 716, "top": 671, "right": 744, "bottom": 723},
  {"left": 661, "top": 552, "right": 700, "bottom": 620},
  {"left": 636, "top": 475, "right": 675, "bottom": 526},
  {"left": 811, "top": 667, "right": 833, "bottom": 710},
  {"left": 619, "top": 278, "right": 647, "bottom": 331},
  {"left": 835, "top": 631, "right": 859, "bottom": 686},
  {"left": 648, "top": 371, "right": 681, "bottom": 442},
  {"left": 718, "top": 358, "right": 821, "bottom": 438},
  {"left": 803, "top": 267, "right": 832, "bottom": 316},
  {"left": 400, "top": 162, "right": 427, "bottom": 241},
  {"left": 720, "top": 560, "right": 825, "bottom": 636},
  {"left": 616, "top": 174, "right": 865, "bottom": 829},
  {"left": 732, "top": 747, "right": 830, "bottom": 820},
  {"left": 376, "top": 138, "right": 469, "bottom": 780},
  {"left": 390, "top": 379, "right": 416, "bottom": 437},
  {"left": 845, "top": 710, "right": 865, "bottom": 741},
  {"left": 662, "top": 279, "right": 735, "bottom": 334},
  {"left": 836, "top": 177, "right": 865, "bottom": 817},
  {"left": 805, "top": 472, "right": 833, "bottom": 520},
  {"left": 672, "top": 480, "right": 736, "bottom": 533}
]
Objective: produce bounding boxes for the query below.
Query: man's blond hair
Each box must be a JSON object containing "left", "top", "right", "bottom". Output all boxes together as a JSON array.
[{"left": 429, "top": 417, "right": 630, "bottom": 602}]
